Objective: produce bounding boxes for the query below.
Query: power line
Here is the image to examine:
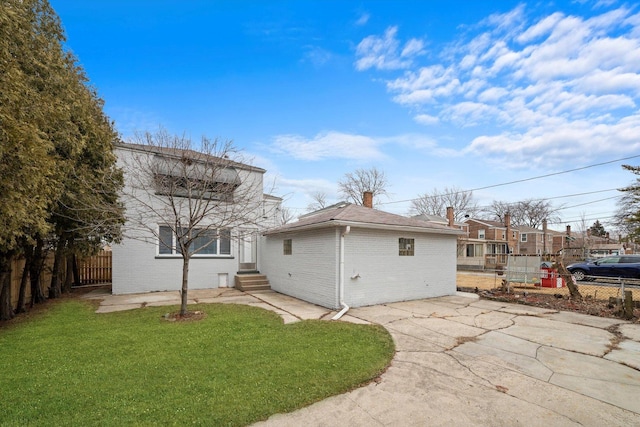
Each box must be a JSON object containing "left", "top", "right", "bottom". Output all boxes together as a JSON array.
[
  {"left": 557, "top": 196, "right": 622, "bottom": 210},
  {"left": 379, "top": 154, "right": 640, "bottom": 206}
]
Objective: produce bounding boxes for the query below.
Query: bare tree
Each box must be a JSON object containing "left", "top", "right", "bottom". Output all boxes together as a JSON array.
[
  {"left": 410, "top": 186, "right": 479, "bottom": 221},
  {"left": 120, "top": 129, "right": 264, "bottom": 315},
  {"left": 483, "top": 199, "right": 561, "bottom": 228},
  {"left": 338, "top": 167, "right": 388, "bottom": 206},
  {"left": 279, "top": 206, "right": 296, "bottom": 225},
  {"left": 306, "top": 191, "right": 329, "bottom": 212}
]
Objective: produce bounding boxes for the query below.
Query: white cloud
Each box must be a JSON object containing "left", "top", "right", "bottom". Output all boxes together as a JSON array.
[
  {"left": 271, "top": 131, "right": 386, "bottom": 161},
  {"left": 355, "top": 26, "right": 425, "bottom": 71},
  {"left": 361, "top": 4, "right": 640, "bottom": 165},
  {"left": 303, "top": 46, "right": 333, "bottom": 66},
  {"left": 355, "top": 12, "right": 370, "bottom": 26},
  {"left": 414, "top": 113, "right": 439, "bottom": 125}
]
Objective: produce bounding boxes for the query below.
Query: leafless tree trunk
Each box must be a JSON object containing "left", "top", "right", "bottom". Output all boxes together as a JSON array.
[
  {"left": 556, "top": 259, "right": 582, "bottom": 301},
  {"left": 181, "top": 255, "right": 190, "bottom": 315}
]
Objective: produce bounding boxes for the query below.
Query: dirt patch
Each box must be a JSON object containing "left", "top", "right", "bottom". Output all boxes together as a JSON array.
[
  {"left": 162, "top": 310, "right": 207, "bottom": 322},
  {"left": 459, "top": 286, "right": 640, "bottom": 322}
]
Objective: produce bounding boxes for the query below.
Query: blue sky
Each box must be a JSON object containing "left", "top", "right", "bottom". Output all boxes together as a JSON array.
[{"left": 50, "top": 0, "right": 640, "bottom": 232}]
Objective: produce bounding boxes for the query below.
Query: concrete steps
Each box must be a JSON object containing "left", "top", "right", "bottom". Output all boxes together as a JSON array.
[{"left": 235, "top": 273, "right": 271, "bottom": 291}]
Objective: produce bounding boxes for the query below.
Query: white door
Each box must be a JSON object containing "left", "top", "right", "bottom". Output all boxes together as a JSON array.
[{"left": 238, "top": 229, "right": 257, "bottom": 272}]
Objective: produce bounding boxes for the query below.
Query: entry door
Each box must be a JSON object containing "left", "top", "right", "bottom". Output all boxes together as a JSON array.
[{"left": 238, "top": 229, "right": 257, "bottom": 272}]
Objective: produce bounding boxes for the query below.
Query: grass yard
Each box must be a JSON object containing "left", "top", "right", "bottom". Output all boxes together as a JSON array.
[{"left": 0, "top": 300, "right": 394, "bottom": 426}]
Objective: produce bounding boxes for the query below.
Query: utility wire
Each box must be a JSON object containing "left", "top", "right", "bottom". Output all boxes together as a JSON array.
[{"left": 379, "top": 154, "right": 640, "bottom": 206}]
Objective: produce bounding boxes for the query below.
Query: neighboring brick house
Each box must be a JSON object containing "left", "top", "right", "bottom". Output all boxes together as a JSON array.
[
  {"left": 517, "top": 222, "right": 554, "bottom": 255},
  {"left": 261, "top": 196, "right": 463, "bottom": 310},
  {"left": 458, "top": 215, "right": 518, "bottom": 270}
]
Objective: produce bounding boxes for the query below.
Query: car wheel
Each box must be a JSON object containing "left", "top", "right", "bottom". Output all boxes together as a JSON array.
[{"left": 572, "top": 269, "right": 586, "bottom": 281}]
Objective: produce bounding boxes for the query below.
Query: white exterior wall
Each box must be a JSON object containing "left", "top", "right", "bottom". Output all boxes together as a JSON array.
[
  {"left": 112, "top": 227, "right": 239, "bottom": 294},
  {"left": 261, "top": 229, "right": 340, "bottom": 309},
  {"left": 263, "top": 226, "right": 458, "bottom": 309},
  {"left": 343, "top": 228, "right": 458, "bottom": 307},
  {"left": 112, "top": 145, "right": 267, "bottom": 294}
]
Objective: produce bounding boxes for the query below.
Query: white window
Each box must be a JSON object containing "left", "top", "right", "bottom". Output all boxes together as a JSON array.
[
  {"left": 478, "top": 229, "right": 485, "bottom": 239},
  {"left": 501, "top": 231, "right": 506, "bottom": 239},
  {"left": 521, "top": 233, "right": 527, "bottom": 242},
  {"left": 158, "top": 225, "right": 231, "bottom": 256}
]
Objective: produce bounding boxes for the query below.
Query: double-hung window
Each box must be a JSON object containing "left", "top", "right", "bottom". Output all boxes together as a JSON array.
[{"left": 158, "top": 226, "right": 231, "bottom": 256}]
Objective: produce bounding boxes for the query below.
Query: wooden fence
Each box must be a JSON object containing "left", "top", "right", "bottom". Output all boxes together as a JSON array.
[
  {"left": 77, "top": 251, "right": 112, "bottom": 285},
  {"left": 8, "top": 250, "right": 112, "bottom": 307}
]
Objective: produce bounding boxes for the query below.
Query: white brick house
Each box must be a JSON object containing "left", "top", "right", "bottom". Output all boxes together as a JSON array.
[
  {"left": 261, "top": 201, "right": 463, "bottom": 310},
  {"left": 112, "top": 142, "right": 280, "bottom": 294}
]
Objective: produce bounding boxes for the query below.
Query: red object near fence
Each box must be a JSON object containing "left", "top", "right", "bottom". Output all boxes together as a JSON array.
[{"left": 540, "top": 267, "right": 565, "bottom": 288}]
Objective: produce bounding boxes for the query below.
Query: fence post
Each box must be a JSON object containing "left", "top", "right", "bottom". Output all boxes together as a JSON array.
[{"left": 623, "top": 290, "right": 634, "bottom": 320}]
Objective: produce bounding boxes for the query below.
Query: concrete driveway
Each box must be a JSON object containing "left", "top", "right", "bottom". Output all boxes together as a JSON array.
[{"left": 88, "top": 289, "right": 640, "bottom": 426}]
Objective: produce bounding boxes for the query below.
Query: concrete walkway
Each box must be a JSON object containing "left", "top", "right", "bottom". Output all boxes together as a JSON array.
[{"left": 85, "top": 289, "right": 640, "bottom": 426}]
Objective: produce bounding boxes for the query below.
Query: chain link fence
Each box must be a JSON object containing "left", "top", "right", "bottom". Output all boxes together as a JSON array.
[{"left": 457, "top": 268, "right": 640, "bottom": 303}]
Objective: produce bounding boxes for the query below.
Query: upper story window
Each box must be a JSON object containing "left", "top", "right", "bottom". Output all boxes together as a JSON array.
[
  {"left": 152, "top": 154, "right": 240, "bottom": 202},
  {"left": 478, "top": 229, "right": 485, "bottom": 239},
  {"left": 399, "top": 238, "right": 415, "bottom": 256},
  {"left": 501, "top": 231, "right": 506, "bottom": 240},
  {"left": 158, "top": 225, "right": 231, "bottom": 256},
  {"left": 521, "top": 233, "right": 528, "bottom": 242}
]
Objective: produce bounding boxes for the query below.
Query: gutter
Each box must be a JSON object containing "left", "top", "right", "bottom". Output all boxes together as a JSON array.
[
  {"left": 332, "top": 225, "right": 351, "bottom": 320},
  {"left": 264, "top": 219, "right": 464, "bottom": 236}
]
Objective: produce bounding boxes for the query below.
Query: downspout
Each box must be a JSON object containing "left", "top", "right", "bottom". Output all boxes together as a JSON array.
[{"left": 332, "top": 225, "right": 351, "bottom": 320}]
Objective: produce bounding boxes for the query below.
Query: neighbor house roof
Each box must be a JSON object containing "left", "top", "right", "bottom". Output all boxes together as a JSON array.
[
  {"left": 264, "top": 203, "right": 464, "bottom": 236},
  {"left": 517, "top": 225, "right": 545, "bottom": 234},
  {"left": 463, "top": 218, "right": 508, "bottom": 229}
]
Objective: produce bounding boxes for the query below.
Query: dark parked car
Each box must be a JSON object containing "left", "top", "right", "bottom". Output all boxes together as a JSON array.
[{"left": 567, "top": 255, "right": 640, "bottom": 281}]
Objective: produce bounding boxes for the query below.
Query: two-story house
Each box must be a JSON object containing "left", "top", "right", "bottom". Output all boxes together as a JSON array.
[
  {"left": 112, "top": 142, "right": 281, "bottom": 294},
  {"left": 517, "top": 221, "right": 554, "bottom": 255},
  {"left": 458, "top": 214, "right": 518, "bottom": 270}
]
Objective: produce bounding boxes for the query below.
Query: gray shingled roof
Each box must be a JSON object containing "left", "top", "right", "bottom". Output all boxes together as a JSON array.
[{"left": 265, "top": 203, "right": 463, "bottom": 235}]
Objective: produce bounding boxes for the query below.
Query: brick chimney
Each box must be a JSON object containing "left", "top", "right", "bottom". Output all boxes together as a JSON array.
[
  {"left": 446, "top": 206, "right": 454, "bottom": 227},
  {"left": 363, "top": 191, "right": 373, "bottom": 208}
]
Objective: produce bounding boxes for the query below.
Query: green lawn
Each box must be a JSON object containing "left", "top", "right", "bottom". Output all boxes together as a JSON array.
[{"left": 0, "top": 299, "right": 394, "bottom": 426}]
